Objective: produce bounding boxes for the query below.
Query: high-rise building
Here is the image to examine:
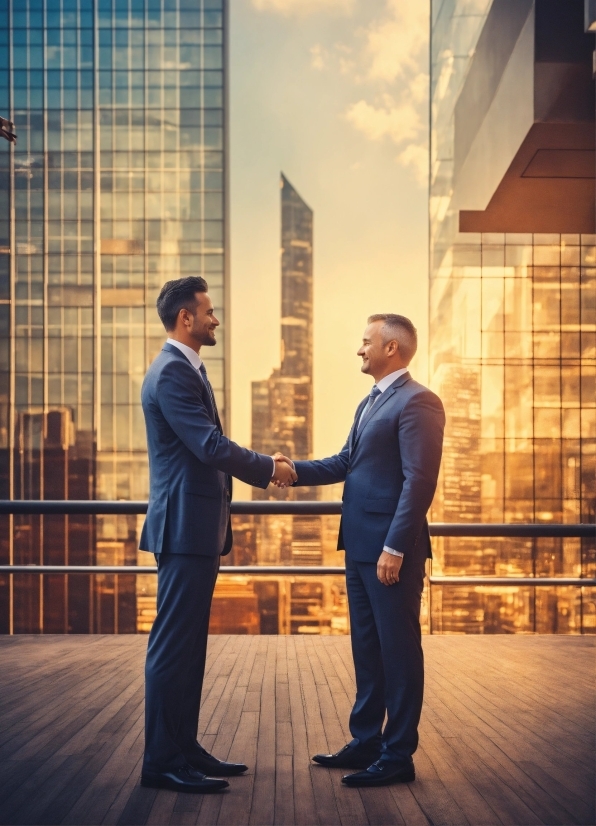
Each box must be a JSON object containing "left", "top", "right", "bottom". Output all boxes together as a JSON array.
[
  {"left": 252, "top": 174, "right": 314, "bottom": 465},
  {"left": 251, "top": 174, "right": 319, "bottom": 565},
  {"left": 429, "top": 0, "right": 595, "bottom": 632},
  {"left": 232, "top": 174, "right": 346, "bottom": 635},
  {"left": 0, "top": 0, "right": 228, "bottom": 633}
]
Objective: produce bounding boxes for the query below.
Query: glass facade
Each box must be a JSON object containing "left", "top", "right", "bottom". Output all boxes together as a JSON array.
[
  {"left": 0, "top": 0, "right": 228, "bottom": 633},
  {"left": 429, "top": 0, "right": 596, "bottom": 632}
]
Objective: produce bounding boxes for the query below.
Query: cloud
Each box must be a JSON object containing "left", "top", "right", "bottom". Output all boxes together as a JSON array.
[
  {"left": 345, "top": 93, "right": 422, "bottom": 145},
  {"left": 365, "top": 0, "right": 428, "bottom": 82},
  {"left": 398, "top": 143, "right": 428, "bottom": 187},
  {"left": 409, "top": 72, "right": 428, "bottom": 105},
  {"left": 340, "top": 1, "right": 429, "bottom": 186},
  {"left": 310, "top": 44, "right": 326, "bottom": 70},
  {"left": 252, "top": 0, "right": 354, "bottom": 16}
]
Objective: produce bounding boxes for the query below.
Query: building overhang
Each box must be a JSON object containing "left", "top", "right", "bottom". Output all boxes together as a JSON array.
[{"left": 454, "top": 0, "right": 595, "bottom": 234}]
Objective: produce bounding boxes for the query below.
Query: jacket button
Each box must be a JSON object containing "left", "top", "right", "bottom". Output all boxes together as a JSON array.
[{"left": 347, "top": 468, "right": 352, "bottom": 474}]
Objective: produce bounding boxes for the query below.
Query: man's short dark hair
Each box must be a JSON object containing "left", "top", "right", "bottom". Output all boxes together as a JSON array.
[
  {"left": 156, "top": 277, "right": 208, "bottom": 331},
  {"left": 368, "top": 313, "right": 418, "bottom": 363}
]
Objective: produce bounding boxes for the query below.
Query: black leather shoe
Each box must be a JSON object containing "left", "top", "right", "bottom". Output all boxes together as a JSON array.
[
  {"left": 312, "top": 743, "right": 381, "bottom": 770},
  {"left": 186, "top": 748, "right": 248, "bottom": 777},
  {"left": 141, "top": 763, "right": 229, "bottom": 794},
  {"left": 342, "top": 758, "right": 415, "bottom": 787}
]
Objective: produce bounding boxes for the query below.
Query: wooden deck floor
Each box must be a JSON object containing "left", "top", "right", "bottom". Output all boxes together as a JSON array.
[{"left": 0, "top": 635, "right": 593, "bottom": 826}]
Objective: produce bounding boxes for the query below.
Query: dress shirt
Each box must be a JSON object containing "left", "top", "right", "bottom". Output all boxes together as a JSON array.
[
  {"left": 375, "top": 367, "right": 409, "bottom": 394},
  {"left": 362, "top": 367, "right": 410, "bottom": 559},
  {"left": 167, "top": 338, "right": 203, "bottom": 371},
  {"left": 166, "top": 338, "right": 276, "bottom": 478}
]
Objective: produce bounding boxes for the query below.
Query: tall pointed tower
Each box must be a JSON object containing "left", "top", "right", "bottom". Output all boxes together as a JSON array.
[{"left": 251, "top": 174, "right": 320, "bottom": 569}]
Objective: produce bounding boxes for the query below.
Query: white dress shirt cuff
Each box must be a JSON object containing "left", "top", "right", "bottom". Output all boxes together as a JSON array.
[{"left": 383, "top": 546, "right": 404, "bottom": 557}]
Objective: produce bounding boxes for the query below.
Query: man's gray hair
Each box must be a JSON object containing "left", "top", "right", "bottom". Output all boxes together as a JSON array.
[{"left": 368, "top": 313, "right": 417, "bottom": 363}]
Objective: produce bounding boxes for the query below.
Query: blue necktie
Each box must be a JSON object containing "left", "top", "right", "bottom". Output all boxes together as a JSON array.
[
  {"left": 199, "top": 363, "right": 222, "bottom": 432},
  {"left": 357, "top": 385, "right": 382, "bottom": 432}
]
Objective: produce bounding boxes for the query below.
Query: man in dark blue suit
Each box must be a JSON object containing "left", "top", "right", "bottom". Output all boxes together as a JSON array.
[
  {"left": 290, "top": 314, "right": 444, "bottom": 787},
  {"left": 139, "top": 277, "right": 296, "bottom": 794}
]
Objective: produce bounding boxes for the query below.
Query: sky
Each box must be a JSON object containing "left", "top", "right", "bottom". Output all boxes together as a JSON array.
[{"left": 228, "top": 0, "right": 430, "bottom": 472}]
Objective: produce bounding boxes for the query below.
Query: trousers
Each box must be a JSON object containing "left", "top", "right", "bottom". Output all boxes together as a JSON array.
[
  {"left": 346, "top": 549, "right": 426, "bottom": 760},
  {"left": 143, "top": 552, "right": 219, "bottom": 771}
]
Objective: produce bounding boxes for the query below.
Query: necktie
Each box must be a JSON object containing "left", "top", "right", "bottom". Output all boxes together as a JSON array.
[
  {"left": 357, "top": 385, "right": 382, "bottom": 432},
  {"left": 199, "top": 363, "right": 222, "bottom": 432}
]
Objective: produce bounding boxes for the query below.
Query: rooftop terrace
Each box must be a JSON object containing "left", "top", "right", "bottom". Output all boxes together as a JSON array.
[{"left": 0, "top": 635, "right": 593, "bottom": 826}]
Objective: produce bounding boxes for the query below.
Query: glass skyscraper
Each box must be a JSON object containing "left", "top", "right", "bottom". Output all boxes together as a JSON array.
[
  {"left": 429, "top": 0, "right": 595, "bottom": 632},
  {"left": 250, "top": 175, "right": 331, "bottom": 633},
  {"left": 0, "top": 0, "right": 228, "bottom": 633}
]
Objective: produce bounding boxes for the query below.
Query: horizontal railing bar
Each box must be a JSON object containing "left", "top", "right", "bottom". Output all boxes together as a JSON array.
[
  {"left": 0, "top": 500, "right": 150, "bottom": 515},
  {"left": 429, "top": 524, "right": 594, "bottom": 538},
  {"left": 0, "top": 501, "right": 592, "bottom": 537},
  {"left": 0, "top": 565, "right": 344, "bottom": 575},
  {"left": 428, "top": 577, "right": 596, "bottom": 586},
  {"left": 0, "top": 566, "right": 594, "bottom": 586}
]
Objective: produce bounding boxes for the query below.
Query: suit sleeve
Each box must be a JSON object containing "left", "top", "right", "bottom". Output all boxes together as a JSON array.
[
  {"left": 157, "top": 360, "right": 273, "bottom": 488},
  {"left": 292, "top": 398, "right": 366, "bottom": 486},
  {"left": 293, "top": 438, "right": 350, "bottom": 486},
  {"left": 384, "top": 391, "right": 445, "bottom": 553}
]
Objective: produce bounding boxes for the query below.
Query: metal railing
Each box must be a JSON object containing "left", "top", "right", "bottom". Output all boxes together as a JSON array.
[{"left": 0, "top": 500, "right": 594, "bottom": 586}]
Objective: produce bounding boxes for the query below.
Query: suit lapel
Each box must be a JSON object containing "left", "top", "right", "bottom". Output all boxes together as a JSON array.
[
  {"left": 349, "top": 397, "right": 368, "bottom": 453},
  {"left": 352, "top": 372, "right": 411, "bottom": 448},
  {"left": 162, "top": 343, "right": 221, "bottom": 431}
]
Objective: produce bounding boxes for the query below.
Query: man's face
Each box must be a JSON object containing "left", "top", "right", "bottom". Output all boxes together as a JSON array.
[
  {"left": 357, "top": 321, "right": 389, "bottom": 378},
  {"left": 188, "top": 292, "right": 219, "bottom": 347}
]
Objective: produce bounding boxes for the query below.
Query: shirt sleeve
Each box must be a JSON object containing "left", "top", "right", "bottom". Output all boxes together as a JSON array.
[{"left": 383, "top": 546, "right": 404, "bottom": 558}]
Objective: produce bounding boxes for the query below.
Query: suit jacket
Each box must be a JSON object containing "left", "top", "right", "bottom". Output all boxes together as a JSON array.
[
  {"left": 293, "top": 372, "right": 445, "bottom": 563},
  {"left": 139, "top": 343, "right": 273, "bottom": 556}
]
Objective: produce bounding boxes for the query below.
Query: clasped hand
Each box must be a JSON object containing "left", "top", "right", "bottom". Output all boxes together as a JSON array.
[{"left": 270, "top": 452, "right": 297, "bottom": 488}]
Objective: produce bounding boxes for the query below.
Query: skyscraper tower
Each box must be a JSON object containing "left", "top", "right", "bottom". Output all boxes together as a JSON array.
[
  {"left": 429, "top": 0, "right": 595, "bottom": 633},
  {"left": 252, "top": 174, "right": 314, "bottom": 465},
  {"left": 251, "top": 174, "right": 321, "bottom": 576},
  {"left": 0, "top": 0, "right": 228, "bottom": 633}
]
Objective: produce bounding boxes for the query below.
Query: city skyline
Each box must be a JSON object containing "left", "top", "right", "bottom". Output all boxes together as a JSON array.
[
  {"left": 0, "top": 0, "right": 593, "bottom": 637},
  {"left": 1, "top": 0, "right": 228, "bottom": 633},
  {"left": 233, "top": 173, "right": 348, "bottom": 635},
  {"left": 228, "top": 0, "right": 430, "bottom": 471}
]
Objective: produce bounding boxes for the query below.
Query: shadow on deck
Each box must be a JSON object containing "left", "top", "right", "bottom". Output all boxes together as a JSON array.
[{"left": 0, "top": 635, "right": 594, "bottom": 826}]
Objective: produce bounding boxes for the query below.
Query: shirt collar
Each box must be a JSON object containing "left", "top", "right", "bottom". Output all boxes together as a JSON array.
[
  {"left": 167, "top": 338, "right": 203, "bottom": 372},
  {"left": 375, "top": 367, "right": 409, "bottom": 394}
]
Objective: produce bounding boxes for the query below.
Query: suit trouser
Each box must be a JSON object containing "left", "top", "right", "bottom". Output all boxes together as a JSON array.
[
  {"left": 345, "top": 550, "right": 426, "bottom": 761},
  {"left": 143, "top": 552, "right": 219, "bottom": 772}
]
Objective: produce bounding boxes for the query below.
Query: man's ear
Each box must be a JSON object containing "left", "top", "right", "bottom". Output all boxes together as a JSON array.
[
  {"left": 178, "top": 307, "right": 191, "bottom": 329},
  {"left": 386, "top": 339, "right": 399, "bottom": 357}
]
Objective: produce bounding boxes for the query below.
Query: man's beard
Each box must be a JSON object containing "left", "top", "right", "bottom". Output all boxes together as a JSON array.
[{"left": 200, "top": 331, "right": 217, "bottom": 346}]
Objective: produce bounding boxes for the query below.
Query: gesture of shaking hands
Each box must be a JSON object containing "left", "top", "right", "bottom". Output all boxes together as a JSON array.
[{"left": 270, "top": 452, "right": 297, "bottom": 488}]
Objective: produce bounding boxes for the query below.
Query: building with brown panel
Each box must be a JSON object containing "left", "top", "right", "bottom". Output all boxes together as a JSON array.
[{"left": 429, "top": 0, "right": 595, "bottom": 633}]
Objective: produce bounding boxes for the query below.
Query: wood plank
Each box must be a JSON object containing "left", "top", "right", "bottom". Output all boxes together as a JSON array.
[
  {"left": 0, "top": 636, "right": 593, "bottom": 826},
  {"left": 517, "top": 762, "right": 595, "bottom": 825},
  {"left": 295, "top": 638, "right": 342, "bottom": 826},
  {"left": 421, "top": 723, "right": 503, "bottom": 825},
  {"left": 274, "top": 639, "right": 294, "bottom": 825},
  {"left": 247, "top": 637, "right": 277, "bottom": 826},
  {"left": 286, "top": 638, "right": 319, "bottom": 826},
  {"left": 388, "top": 785, "right": 432, "bottom": 826}
]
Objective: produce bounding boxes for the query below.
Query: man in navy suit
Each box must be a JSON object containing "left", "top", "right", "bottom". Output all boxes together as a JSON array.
[
  {"left": 289, "top": 314, "right": 444, "bottom": 786},
  {"left": 139, "top": 277, "right": 296, "bottom": 794}
]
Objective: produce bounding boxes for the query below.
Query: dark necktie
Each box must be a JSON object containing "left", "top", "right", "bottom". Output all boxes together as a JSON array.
[
  {"left": 357, "top": 384, "right": 382, "bottom": 432},
  {"left": 199, "top": 363, "right": 222, "bottom": 432}
]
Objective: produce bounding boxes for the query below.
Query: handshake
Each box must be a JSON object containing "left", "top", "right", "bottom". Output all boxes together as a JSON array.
[{"left": 270, "top": 452, "right": 298, "bottom": 488}]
